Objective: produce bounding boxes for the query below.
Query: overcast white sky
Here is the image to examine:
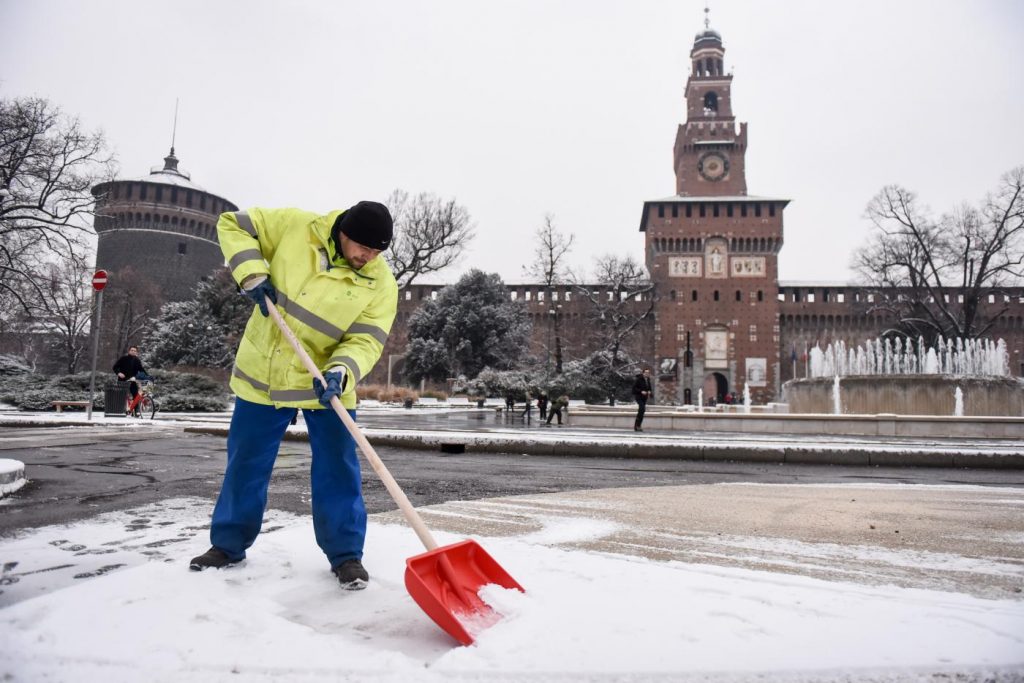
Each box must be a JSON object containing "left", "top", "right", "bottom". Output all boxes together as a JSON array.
[{"left": 2, "top": 0, "right": 1022, "bottom": 285}]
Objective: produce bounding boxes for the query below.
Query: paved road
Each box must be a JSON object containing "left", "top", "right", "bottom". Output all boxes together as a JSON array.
[{"left": 3, "top": 423, "right": 1023, "bottom": 535}]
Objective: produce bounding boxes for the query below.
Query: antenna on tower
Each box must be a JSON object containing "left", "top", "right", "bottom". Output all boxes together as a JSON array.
[
  {"left": 704, "top": 2, "right": 711, "bottom": 29},
  {"left": 170, "top": 98, "right": 179, "bottom": 155}
]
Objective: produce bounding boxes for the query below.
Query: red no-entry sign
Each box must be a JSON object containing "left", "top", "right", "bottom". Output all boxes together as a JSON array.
[{"left": 92, "top": 270, "right": 108, "bottom": 291}]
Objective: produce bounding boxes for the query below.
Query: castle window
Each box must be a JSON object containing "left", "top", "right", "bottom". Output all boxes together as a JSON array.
[
  {"left": 741, "top": 204, "right": 747, "bottom": 217},
  {"left": 713, "top": 290, "right": 720, "bottom": 302},
  {"left": 713, "top": 204, "right": 720, "bottom": 218},
  {"left": 691, "top": 290, "right": 698, "bottom": 302},
  {"left": 686, "top": 205, "right": 692, "bottom": 218},
  {"left": 769, "top": 203, "right": 776, "bottom": 217},
  {"left": 699, "top": 205, "right": 706, "bottom": 218},
  {"left": 758, "top": 290, "right": 764, "bottom": 302},
  {"left": 727, "top": 204, "right": 733, "bottom": 217},
  {"left": 754, "top": 204, "right": 762, "bottom": 217},
  {"left": 735, "top": 290, "right": 741, "bottom": 302},
  {"left": 657, "top": 204, "right": 664, "bottom": 218},
  {"left": 177, "top": 242, "right": 187, "bottom": 255},
  {"left": 670, "top": 290, "right": 676, "bottom": 301},
  {"left": 807, "top": 293, "right": 815, "bottom": 303},
  {"left": 672, "top": 204, "right": 678, "bottom": 218},
  {"left": 703, "top": 91, "right": 718, "bottom": 114}
]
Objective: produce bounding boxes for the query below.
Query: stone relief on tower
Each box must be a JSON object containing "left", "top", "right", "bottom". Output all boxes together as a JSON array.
[
  {"left": 668, "top": 256, "right": 702, "bottom": 277},
  {"left": 730, "top": 256, "right": 766, "bottom": 278},
  {"left": 704, "top": 238, "right": 728, "bottom": 279}
]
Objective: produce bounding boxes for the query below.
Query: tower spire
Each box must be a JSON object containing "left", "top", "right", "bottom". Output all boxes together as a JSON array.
[
  {"left": 170, "top": 98, "right": 179, "bottom": 156},
  {"left": 704, "top": 2, "right": 710, "bottom": 30},
  {"left": 162, "top": 99, "right": 182, "bottom": 174}
]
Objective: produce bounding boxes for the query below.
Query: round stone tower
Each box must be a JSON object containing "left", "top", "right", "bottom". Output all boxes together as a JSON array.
[{"left": 91, "top": 148, "right": 237, "bottom": 362}]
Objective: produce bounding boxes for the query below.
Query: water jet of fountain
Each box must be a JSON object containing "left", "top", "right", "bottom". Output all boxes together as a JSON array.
[
  {"left": 954, "top": 387, "right": 964, "bottom": 417},
  {"left": 743, "top": 383, "right": 751, "bottom": 414},
  {"left": 832, "top": 375, "right": 841, "bottom": 415}
]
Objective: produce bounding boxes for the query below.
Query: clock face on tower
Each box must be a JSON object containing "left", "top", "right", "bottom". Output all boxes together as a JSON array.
[{"left": 698, "top": 152, "right": 729, "bottom": 181}]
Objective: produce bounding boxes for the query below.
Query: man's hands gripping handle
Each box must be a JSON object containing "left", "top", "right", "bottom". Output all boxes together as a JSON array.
[
  {"left": 313, "top": 371, "right": 347, "bottom": 408},
  {"left": 244, "top": 277, "right": 278, "bottom": 317}
]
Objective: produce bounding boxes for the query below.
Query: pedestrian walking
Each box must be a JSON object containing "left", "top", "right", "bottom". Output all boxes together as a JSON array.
[
  {"left": 632, "top": 367, "right": 652, "bottom": 432},
  {"left": 189, "top": 201, "right": 398, "bottom": 591},
  {"left": 537, "top": 392, "right": 549, "bottom": 421},
  {"left": 522, "top": 392, "right": 533, "bottom": 423}
]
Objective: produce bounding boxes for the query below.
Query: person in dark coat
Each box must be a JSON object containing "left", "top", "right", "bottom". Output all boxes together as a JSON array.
[
  {"left": 112, "top": 345, "right": 148, "bottom": 403},
  {"left": 545, "top": 394, "right": 569, "bottom": 426},
  {"left": 631, "top": 368, "right": 652, "bottom": 432},
  {"left": 537, "top": 393, "right": 549, "bottom": 421}
]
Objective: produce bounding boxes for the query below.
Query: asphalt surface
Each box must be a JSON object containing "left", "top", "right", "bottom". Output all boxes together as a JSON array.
[{"left": 2, "top": 421, "right": 1023, "bottom": 535}]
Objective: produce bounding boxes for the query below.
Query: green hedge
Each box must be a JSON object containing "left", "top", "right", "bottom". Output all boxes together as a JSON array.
[{"left": 0, "top": 368, "right": 229, "bottom": 412}]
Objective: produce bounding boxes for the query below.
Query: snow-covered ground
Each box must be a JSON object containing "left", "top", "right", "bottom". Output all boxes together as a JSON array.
[{"left": 1, "top": 493, "right": 1022, "bottom": 682}]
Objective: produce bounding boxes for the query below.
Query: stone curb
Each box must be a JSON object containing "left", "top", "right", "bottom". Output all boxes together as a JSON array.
[{"left": 182, "top": 426, "right": 1024, "bottom": 469}]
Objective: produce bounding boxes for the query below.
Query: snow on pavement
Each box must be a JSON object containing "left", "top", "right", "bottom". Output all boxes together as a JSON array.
[{"left": 1, "top": 496, "right": 1022, "bottom": 682}]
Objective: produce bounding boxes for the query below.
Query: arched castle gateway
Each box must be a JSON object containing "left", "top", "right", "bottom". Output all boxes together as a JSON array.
[{"left": 91, "top": 148, "right": 237, "bottom": 361}]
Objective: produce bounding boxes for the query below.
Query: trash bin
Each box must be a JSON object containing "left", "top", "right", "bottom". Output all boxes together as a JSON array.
[{"left": 104, "top": 383, "right": 130, "bottom": 417}]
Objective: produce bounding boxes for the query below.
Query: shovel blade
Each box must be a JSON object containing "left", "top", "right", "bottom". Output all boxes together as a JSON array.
[{"left": 405, "top": 539, "right": 524, "bottom": 646}]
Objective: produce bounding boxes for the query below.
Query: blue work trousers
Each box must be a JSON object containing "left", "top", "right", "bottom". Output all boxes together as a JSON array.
[{"left": 210, "top": 397, "right": 366, "bottom": 569}]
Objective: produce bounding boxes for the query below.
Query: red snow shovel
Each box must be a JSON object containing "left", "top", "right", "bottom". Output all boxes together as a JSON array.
[{"left": 267, "top": 299, "right": 524, "bottom": 645}]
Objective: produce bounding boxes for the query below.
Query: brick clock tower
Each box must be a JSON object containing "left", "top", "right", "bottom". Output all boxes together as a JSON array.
[{"left": 640, "top": 13, "right": 789, "bottom": 405}]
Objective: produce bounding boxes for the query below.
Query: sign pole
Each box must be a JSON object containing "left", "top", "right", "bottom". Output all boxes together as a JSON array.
[{"left": 86, "top": 270, "right": 108, "bottom": 421}]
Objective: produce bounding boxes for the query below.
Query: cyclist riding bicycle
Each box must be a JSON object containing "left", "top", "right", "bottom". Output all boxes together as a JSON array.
[{"left": 112, "top": 345, "right": 150, "bottom": 409}]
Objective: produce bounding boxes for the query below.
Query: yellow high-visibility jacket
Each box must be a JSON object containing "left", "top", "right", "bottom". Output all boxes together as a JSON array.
[{"left": 218, "top": 207, "right": 398, "bottom": 410}]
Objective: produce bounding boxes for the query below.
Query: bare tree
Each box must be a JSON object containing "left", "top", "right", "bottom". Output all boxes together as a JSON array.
[
  {"left": 854, "top": 166, "right": 1024, "bottom": 342},
  {"left": 0, "top": 97, "right": 116, "bottom": 315},
  {"left": 574, "top": 255, "right": 656, "bottom": 403},
  {"left": 38, "top": 257, "right": 94, "bottom": 374},
  {"left": 103, "top": 266, "right": 164, "bottom": 361},
  {"left": 523, "top": 214, "right": 574, "bottom": 373},
  {"left": 384, "top": 189, "right": 475, "bottom": 288}
]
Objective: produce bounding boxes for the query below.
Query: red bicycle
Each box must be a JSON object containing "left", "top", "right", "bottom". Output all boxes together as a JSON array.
[{"left": 123, "top": 377, "right": 157, "bottom": 419}]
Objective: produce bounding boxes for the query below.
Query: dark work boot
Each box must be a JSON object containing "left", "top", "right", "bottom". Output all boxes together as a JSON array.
[
  {"left": 189, "top": 547, "right": 240, "bottom": 571},
  {"left": 332, "top": 559, "right": 369, "bottom": 590}
]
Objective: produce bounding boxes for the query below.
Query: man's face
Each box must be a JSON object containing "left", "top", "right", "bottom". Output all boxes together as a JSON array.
[
  {"left": 643, "top": 369, "right": 651, "bottom": 377},
  {"left": 128, "top": 347, "right": 138, "bottom": 357},
  {"left": 339, "top": 233, "right": 383, "bottom": 271}
]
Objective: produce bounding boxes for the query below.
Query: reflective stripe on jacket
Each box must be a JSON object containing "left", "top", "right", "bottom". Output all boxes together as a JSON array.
[{"left": 219, "top": 207, "right": 398, "bottom": 409}]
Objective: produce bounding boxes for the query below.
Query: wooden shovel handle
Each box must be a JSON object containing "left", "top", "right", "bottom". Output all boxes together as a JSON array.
[{"left": 266, "top": 296, "right": 439, "bottom": 551}]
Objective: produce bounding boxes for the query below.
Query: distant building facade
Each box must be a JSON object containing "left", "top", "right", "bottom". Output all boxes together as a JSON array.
[{"left": 376, "top": 18, "right": 1024, "bottom": 399}]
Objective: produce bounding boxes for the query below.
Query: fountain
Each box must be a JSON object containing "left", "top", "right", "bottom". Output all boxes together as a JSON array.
[
  {"left": 785, "top": 337, "right": 1023, "bottom": 416},
  {"left": 743, "top": 383, "right": 751, "bottom": 414},
  {"left": 697, "top": 388, "right": 704, "bottom": 413}
]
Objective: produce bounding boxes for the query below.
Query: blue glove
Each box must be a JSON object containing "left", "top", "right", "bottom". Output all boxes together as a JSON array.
[
  {"left": 313, "top": 370, "right": 346, "bottom": 407},
  {"left": 245, "top": 278, "right": 277, "bottom": 317}
]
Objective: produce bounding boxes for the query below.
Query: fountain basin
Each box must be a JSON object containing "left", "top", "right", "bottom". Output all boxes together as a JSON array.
[{"left": 784, "top": 375, "right": 1024, "bottom": 417}]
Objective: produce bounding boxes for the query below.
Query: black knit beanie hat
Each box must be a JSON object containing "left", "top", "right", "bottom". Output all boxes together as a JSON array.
[{"left": 332, "top": 201, "right": 394, "bottom": 251}]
